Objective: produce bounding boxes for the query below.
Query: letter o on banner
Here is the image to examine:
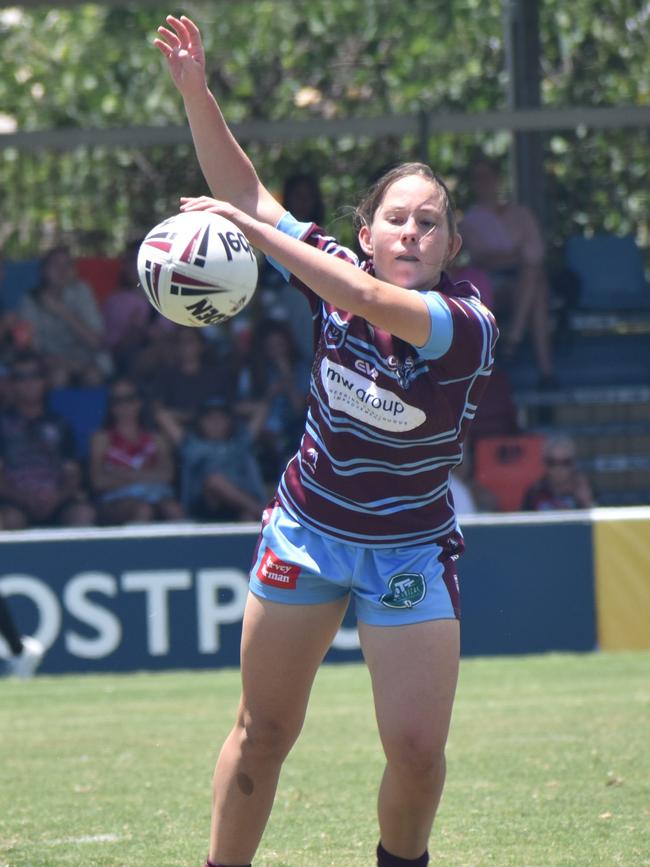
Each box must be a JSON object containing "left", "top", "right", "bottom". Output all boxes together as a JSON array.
[{"left": 0, "top": 574, "right": 62, "bottom": 655}]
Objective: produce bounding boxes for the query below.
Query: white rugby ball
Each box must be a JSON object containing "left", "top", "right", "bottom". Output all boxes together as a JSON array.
[{"left": 137, "top": 210, "right": 258, "bottom": 327}]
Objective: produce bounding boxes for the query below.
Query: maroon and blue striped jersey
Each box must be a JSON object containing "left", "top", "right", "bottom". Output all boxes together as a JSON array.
[{"left": 267, "top": 214, "right": 498, "bottom": 548}]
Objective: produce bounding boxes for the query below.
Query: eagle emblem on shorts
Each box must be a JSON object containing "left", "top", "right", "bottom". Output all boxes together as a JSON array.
[{"left": 379, "top": 572, "right": 426, "bottom": 609}]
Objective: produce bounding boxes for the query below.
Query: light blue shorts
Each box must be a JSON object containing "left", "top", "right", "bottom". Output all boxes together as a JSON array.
[{"left": 249, "top": 502, "right": 461, "bottom": 626}]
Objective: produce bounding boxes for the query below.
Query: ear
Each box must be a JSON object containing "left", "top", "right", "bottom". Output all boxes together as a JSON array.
[
  {"left": 445, "top": 232, "right": 463, "bottom": 267},
  {"left": 358, "top": 224, "right": 373, "bottom": 257}
]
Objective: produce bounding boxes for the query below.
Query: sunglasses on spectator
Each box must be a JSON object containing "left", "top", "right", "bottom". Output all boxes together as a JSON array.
[{"left": 545, "top": 456, "right": 574, "bottom": 467}]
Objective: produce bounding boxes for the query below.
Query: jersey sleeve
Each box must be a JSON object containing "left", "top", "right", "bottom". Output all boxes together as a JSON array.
[
  {"left": 413, "top": 291, "right": 454, "bottom": 359},
  {"left": 265, "top": 212, "right": 314, "bottom": 281},
  {"left": 431, "top": 295, "right": 499, "bottom": 378},
  {"left": 265, "top": 211, "right": 360, "bottom": 306}
]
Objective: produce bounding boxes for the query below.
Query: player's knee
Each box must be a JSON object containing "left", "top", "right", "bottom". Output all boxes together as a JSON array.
[
  {"left": 385, "top": 727, "right": 447, "bottom": 779},
  {"left": 238, "top": 711, "right": 302, "bottom": 763}
]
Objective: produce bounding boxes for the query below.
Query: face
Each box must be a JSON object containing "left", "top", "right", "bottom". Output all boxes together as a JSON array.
[
  {"left": 43, "top": 249, "right": 75, "bottom": 289},
  {"left": 199, "top": 409, "right": 232, "bottom": 440},
  {"left": 470, "top": 161, "right": 501, "bottom": 202},
  {"left": 358, "top": 175, "right": 461, "bottom": 291},
  {"left": 110, "top": 384, "right": 140, "bottom": 414},
  {"left": 11, "top": 362, "right": 47, "bottom": 402},
  {"left": 176, "top": 328, "right": 204, "bottom": 360},
  {"left": 544, "top": 448, "right": 576, "bottom": 480}
]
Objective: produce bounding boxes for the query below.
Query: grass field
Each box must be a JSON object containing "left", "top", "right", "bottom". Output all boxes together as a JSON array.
[{"left": 1, "top": 652, "right": 649, "bottom": 867}]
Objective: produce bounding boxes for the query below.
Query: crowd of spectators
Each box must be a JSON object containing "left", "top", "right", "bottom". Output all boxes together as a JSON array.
[
  {"left": 0, "top": 240, "right": 313, "bottom": 529},
  {"left": 0, "top": 163, "right": 590, "bottom": 530}
]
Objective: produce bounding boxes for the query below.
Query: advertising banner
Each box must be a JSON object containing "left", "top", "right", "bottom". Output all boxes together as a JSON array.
[{"left": 0, "top": 514, "right": 599, "bottom": 675}]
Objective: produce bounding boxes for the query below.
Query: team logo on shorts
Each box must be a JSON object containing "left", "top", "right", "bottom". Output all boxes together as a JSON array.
[{"left": 379, "top": 572, "right": 426, "bottom": 609}]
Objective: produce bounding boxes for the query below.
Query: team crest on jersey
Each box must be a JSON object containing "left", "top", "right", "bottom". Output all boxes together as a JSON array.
[
  {"left": 396, "top": 356, "right": 417, "bottom": 389},
  {"left": 386, "top": 354, "right": 417, "bottom": 389},
  {"left": 380, "top": 572, "right": 426, "bottom": 609},
  {"left": 324, "top": 311, "right": 350, "bottom": 349}
]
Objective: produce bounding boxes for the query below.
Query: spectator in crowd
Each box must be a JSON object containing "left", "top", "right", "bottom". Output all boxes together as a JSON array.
[
  {"left": 0, "top": 254, "right": 33, "bottom": 366},
  {"left": 256, "top": 170, "right": 326, "bottom": 360},
  {"left": 459, "top": 155, "right": 556, "bottom": 388},
  {"left": 467, "top": 366, "right": 520, "bottom": 441},
  {"left": 523, "top": 434, "right": 595, "bottom": 511},
  {"left": 148, "top": 326, "right": 238, "bottom": 425},
  {"left": 448, "top": 256, "right": 495, "bottom": 312},
  {"left": 0, "top": 350, "right": 96, "bottom": 528},
  {"left": 89, "top": 377, "right": 184, "bottom": 525},
  {"left": 156, "top": 396, "right": 267, "bottom": 522},
  {"left": 102, "top": 239, "right": 153, "bottom": 374},
  {"left": 19, "top": 245, "right": 114, "bottom": 387},
  {"left": 282, "top": 171, "right": 326, "bottom": 225},
  {"left": 0, "top": 592, "right": 44, "bottom": 678},
  {"left": 237, "top": 317, "right": 310, "bottom": 481}
]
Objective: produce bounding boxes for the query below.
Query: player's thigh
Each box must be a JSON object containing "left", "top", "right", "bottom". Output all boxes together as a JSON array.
[
  {"left": 238, "top": 591, "right": 349, "bottom": 736},
  {"left": 358, "top": 618, "right": 460, "bottom": 760}
]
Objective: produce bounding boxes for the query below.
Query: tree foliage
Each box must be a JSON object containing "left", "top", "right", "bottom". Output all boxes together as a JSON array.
[{"left": 0, "top": 1, "right": 647, "bottom": 263}]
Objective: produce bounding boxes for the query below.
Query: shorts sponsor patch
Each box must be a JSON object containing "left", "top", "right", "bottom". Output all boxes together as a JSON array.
[
  {"left": 380, "top": 572, "right": 426, "bottom": 609},
  {"left": 257, "top": 548, "right": 301, "bottom": 590}
]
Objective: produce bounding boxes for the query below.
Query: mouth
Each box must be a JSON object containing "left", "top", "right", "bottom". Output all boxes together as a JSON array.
[{"left": 396, "top": 254, "right": 420, "bottom": 262}]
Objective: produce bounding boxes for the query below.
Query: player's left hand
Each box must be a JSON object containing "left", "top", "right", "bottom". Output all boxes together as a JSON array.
[{"left": 180, "top": 196, "right": 251, "bottom": 231}]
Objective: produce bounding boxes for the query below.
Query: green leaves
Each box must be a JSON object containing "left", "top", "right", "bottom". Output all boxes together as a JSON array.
[{"left": 0, "top": 1, "right": 647, "bottom": 259}]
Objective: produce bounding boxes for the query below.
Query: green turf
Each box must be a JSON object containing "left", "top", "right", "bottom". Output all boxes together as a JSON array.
[{"left": 1, "top": 652, "right": 649, "bottom": 866}]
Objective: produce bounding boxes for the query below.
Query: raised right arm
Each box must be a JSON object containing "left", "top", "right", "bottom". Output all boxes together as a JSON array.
[{"left": 154, "top": 15, "right": 284, "bottom": 227}]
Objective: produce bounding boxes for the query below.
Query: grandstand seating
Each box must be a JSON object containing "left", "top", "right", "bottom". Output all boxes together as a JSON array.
[
  {"left": 565, "top": 233, "right": 649, "bottom": 311},
  {"left": 76, "top": 256, "right": 121, "bottom": 304},
  {"left": 0, "top": 258, "right": 40, "bottom": 310},
  {"left": 474, "top": 434, "right": 545, "bottom": 512},
  {"left": 0, "top": 256, "right": 121, "bottom": 310},
  {"left": 48, "top": 385, "right": 109, "bottom": 459}
]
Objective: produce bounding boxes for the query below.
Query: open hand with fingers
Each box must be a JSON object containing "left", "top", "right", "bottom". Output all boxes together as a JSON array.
[
  {"left": 154, "top": 14, "right": 206, "bottom": 93},
  {"left": 180, "top": 195, "right": 254, "bottom": 235}
]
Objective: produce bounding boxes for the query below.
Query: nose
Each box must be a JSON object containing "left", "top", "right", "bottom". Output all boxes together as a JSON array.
[{"left": 400, "top": 217, "right": 418, "bottom": 242}]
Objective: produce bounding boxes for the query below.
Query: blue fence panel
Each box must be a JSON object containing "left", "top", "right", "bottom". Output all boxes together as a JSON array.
[
  {"left": 460, "top": 517, "right": 596, "bottom": 655},
  {"left": 0, "top": 514, "right": 597, "bottom": 675}
]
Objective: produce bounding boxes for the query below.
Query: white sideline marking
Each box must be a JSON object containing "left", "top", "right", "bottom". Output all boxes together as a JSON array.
[{"left": 45, "top": 833, "right": 125, "bottom": 846}]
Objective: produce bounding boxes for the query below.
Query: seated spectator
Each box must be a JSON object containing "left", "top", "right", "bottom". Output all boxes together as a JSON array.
[
  {"left": 256, "top": 170, "right": 326, "bottom": 361},
  {"left": 156, "top": 397, "right": 267, "bottom": 522},
  {"left": 0, "top": 253, "right": 33, "bottom": 366},
  {"left": 459, "top": 155, "right": 556, "bottom": 387},
  {"left": 523, "top": 434, "right": 595, "bottom": 511},
  {"left": 0, "top": 350, "right": 96, "bottom": 528},
  {"left": 102, "top": 239, "right": 152, "bottom": 374},
  {"left": 147, "top": 326, "right": 239, "bottom": 425},
  {"left": 130, "top": 315, "right": 181, "bottom": 381},
  {"left": 89, "top": 377, "right": 184, "bottom": 525},
  {"left": 469, "top": 367, "right": 520, "bottom": 441},
  {"left": 449, "top": 258, "right": 495, "bottom": 312},
  {"left": 19, "top": 245, "right": 114, "bottom": 387},
  {"left": 237, "top": 317, "right": 310, "bottom": 482}
]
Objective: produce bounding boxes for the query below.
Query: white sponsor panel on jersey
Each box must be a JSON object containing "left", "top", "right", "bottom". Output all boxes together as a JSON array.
[{"left": 320, "top": 358, "right": 425, "bottom": 431}]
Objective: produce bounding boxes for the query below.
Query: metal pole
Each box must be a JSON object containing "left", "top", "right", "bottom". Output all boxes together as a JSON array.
[{"left": 502, "top": 0, "right": 545, "bottom": 224}]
